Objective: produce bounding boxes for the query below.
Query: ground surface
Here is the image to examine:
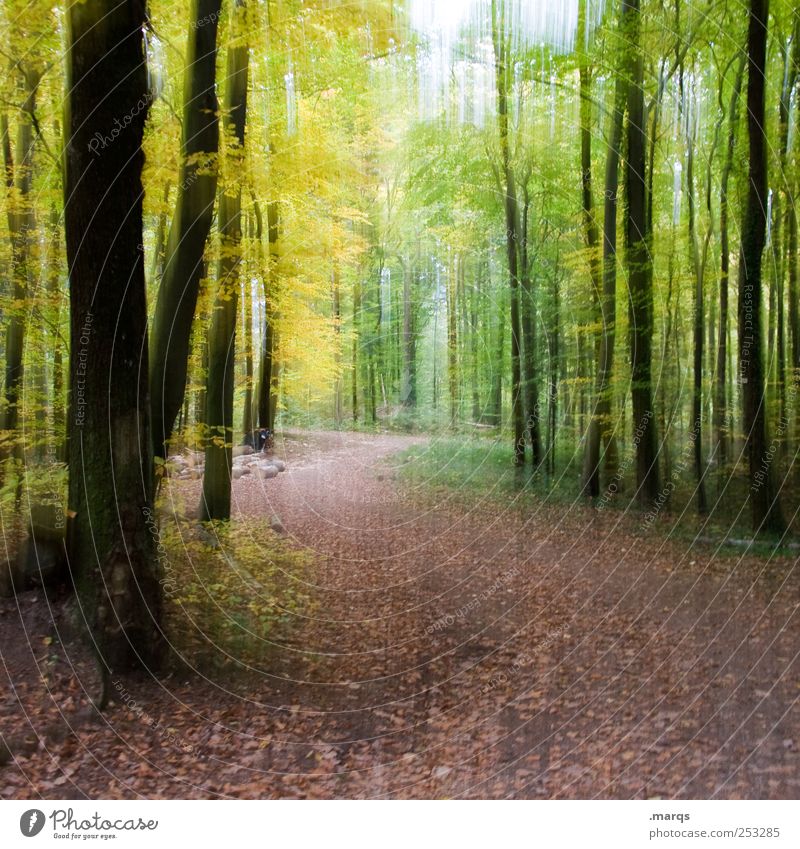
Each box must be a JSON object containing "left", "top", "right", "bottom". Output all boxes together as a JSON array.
[{"left": 1, "top": 430, "right": 798, "bottom": 798}]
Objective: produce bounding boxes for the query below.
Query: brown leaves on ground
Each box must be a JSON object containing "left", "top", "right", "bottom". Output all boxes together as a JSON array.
[{"left": 1, "top": 431, "right": 798, "bottom": 798}]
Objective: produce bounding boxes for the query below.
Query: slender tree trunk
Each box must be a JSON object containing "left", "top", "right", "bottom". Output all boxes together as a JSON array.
[
  {"left": 3, "top": 67, "right": 40, "bottom": 439},
  {"left": 548, "top": 262, "right": 560, "bottom": 477},
  {"left": 201, "top": 0, "right": 249, "bottom": 522},
  {"left": 333, "top": 264, "right": 343, "bottom": 425},
  {"left": 492, "top": 0, "right": 524, "bottom": 466},
  {"left": 520, "top": 188, "right": 542, "bottom": 465},
  {"left": 256, "top": 199, "right": 278, "bottom": 431},
  {"left": 774, "top": 19, "right": 799, "bottom": 438},
  {"left": 470, "top": 261, "right": 481, "bottom": 421},
  {"left": 352, "top": 275, "right": 360, "bottom": 421},
  {"left": 447, "top": 255, "right": 458, "bottom": 422},
  {"left": 64, "top": 0, "right": 162, "bottom": 670},
  {"left": 150, "top": 0, "right": 222, "bottom": 460},
  {"left": 683, "top": 64, "right": 709, "bottom": 514},
  {"left": 242, "top": 275, "right": 254, "bottom": 439},
  {"left": 716, "top": 55, "right": 746, "bottom": 467},
  {"left": 788, "top": 20, "right": 800, "bottom": 381},
  {"left": 489, "top": 281, "right": 505, "bottom": 426},
  {"left": 738, "top": 0, "right": 785, "bottom": 534},
  {"left": 578, "top": 0, "right": 603, "bottom": 492},
  {"left": 401, "top": 258, "right": 416, "bottom": 408},
  {"left": 584, "top": 67, "right": 626, "bottom": 495},
  {"left": 46, "top": 204, "right": 66, "bottom": 460}
]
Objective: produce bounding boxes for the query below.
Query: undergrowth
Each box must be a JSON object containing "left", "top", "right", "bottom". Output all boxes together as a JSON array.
[{"left": 156, "top": 509, "right": 315, "bottom": 673}]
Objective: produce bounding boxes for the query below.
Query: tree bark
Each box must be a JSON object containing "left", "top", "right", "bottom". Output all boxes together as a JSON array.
[
  {"left": 3, "top": 66, "right": 40, "bottom": 438},
  {"left": 624, "top": 0, "right": 660, "bottom": 504},
  {"left": 715, "top": 54, "right": 746, "bottom": 467},
  {"left": 150, "top": 0, "right": 222, "bottom": 460},
  {"left": 201, "top": 0, "right": 249, "bottom": 522},
  {"left": 401, "top": 258, "right": 416, "bottom": 408},
  {"left": 738, "top": 0, "right": 785, "bottom": 534},
  {"left": 683, "top": 63, "right": 708, "bottom": 514},
  {"left": 492, "top": 0, "right": 525, "bottom": 466},
  {"left": 64, "top": 0, "right": 162, "bottom": 670},
  {"left": 584, "top": 58, "right": 626, "bottom": 495}
]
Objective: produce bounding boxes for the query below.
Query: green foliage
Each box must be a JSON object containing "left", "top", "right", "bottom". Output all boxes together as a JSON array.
[{"left": 158, "top": 511, "right": 315, "bottom": 671}]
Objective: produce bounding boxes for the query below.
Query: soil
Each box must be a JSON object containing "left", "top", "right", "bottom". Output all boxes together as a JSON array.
[{"left": 1, "top": 430, "right": 798, "bottom": 799}]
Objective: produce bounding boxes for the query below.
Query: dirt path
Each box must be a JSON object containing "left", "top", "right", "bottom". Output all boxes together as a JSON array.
[{"left": 2, "top": 430, "right": 798, "bottom": 798}]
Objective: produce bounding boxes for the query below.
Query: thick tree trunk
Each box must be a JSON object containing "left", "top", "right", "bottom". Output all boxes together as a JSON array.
[
  {"left": 624, "top": 0, "right": 660, "bottom": 505},
  {"left": 201, "top": 0, "right": 249, "bottom": 522},
  {"left": 738, "top": 0, "right": 785, "bottom": 534},
  {"left": 150, "top": 0, "right": 222, "bottom": 460},
  {"left": 64, "top": 0, "right": 162, "bottom": 670}
]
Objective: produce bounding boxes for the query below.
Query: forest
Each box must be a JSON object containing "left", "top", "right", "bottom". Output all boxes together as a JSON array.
[{"left": 0, "top": 0, "right": 798, "bottom": 802}]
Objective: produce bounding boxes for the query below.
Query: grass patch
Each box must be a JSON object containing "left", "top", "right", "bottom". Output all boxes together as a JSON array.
[{"left": 394, "top": 435, "right": 799, "bottom": 555}]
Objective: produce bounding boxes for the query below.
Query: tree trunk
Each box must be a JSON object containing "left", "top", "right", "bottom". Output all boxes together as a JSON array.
[
  {"left": 584, "top": 64, "right": 626, "bottom": 495},
  {"left": 64, "top": 0, "right": 162, "bottom": 670},
  {"left": 150, "top": 0, "right": 222, "bottom": 460},
  {"left": 201, "top": 0, "right": 249, "bottom": 522},
  {"left": 447, "top": 255, "right": 458, "bottom": 422},
  {"left": 242, "top": 274, "right": 254, "bottom": 439},
  {"left": 333, "top": 264, "right": 343, "bottom": 425},
  {"left": 401, "top": 258, "right": 416, "bottom": 408},
  {"left": 577, "top": 0, "right": 603, "bottom": 492},
  {"left": 624, "top": 0, "right": 660, "bottom": 504},
  {"left": 683, "top": 64, "right": 708, "bottom": 514},
  {"left": 489, "top": 281, "right": 505, "bottom": 426},
  {"left": 352, "top": 274, "right": 360, "bottom": 421},
  {"left": 715, "top": 55, "right": 746, "bottom": 468},
  {"left": 738, "top": 0, "right": 785, "bottom": 534},
  {"left": 256, "top": 199, "right": 279, "bottom": 431},
  {"left": 3, "top": 67, "right": 40, "bottom": 439},
  {"left": 519, "top": 187, "right": 543, "bottom": 466},
  {"left": 492, "top": 0, "right": 524, "bottom": 466}
]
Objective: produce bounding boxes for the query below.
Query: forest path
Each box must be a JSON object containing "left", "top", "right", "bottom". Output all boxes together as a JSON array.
[{"left": 2, "top": 430, "right": 798, "bottom": 799}]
